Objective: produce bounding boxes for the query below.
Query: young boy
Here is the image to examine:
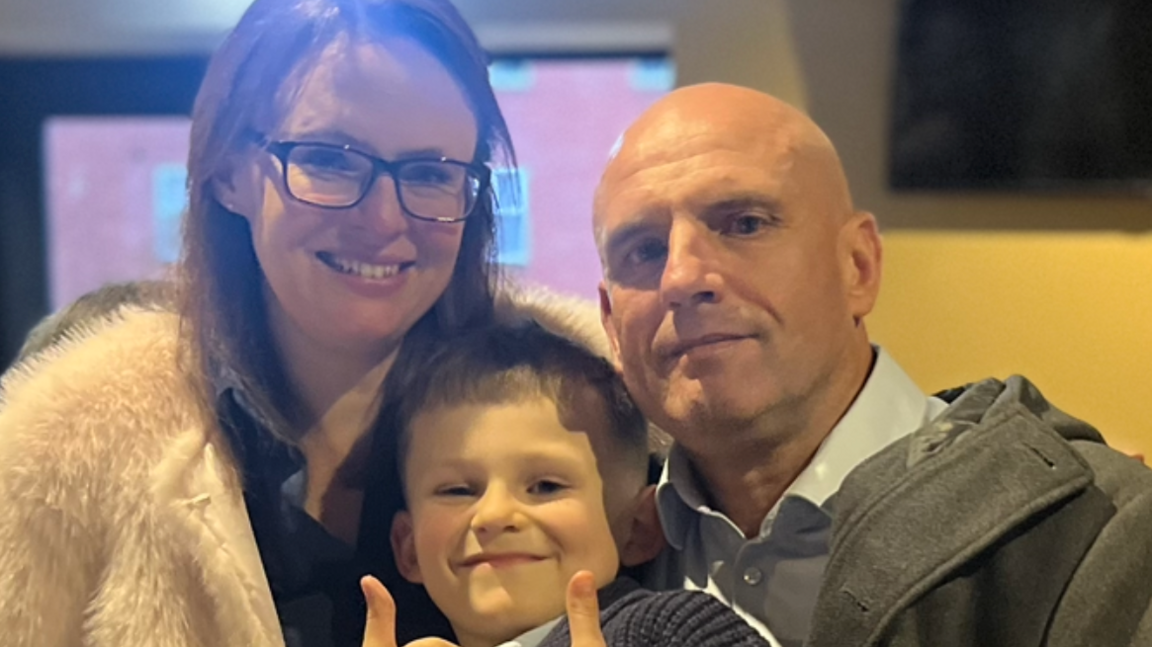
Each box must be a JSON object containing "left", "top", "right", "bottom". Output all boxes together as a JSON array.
[{"left": 381, "top": 323, "right": 769, "bottom": 647}]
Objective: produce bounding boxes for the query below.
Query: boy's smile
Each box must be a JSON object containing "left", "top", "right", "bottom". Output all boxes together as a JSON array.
[{"left": 458, "top": 553, "right": 548, "bottom": 569}]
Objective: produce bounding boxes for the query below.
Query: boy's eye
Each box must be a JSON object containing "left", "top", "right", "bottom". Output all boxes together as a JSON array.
[
  {"left": 435, "top": 484, "right": 475, "bottom": 497},
  {"left": 527, "top": 479, "right": 568, "bottom": 496}
]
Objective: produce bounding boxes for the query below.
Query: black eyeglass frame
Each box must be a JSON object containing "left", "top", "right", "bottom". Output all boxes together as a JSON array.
[{"left": 261, "top": 139, "right": 491, "bottom": 223}]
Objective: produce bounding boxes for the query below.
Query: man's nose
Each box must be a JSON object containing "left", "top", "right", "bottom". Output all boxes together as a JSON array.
[
  {"left": 660, "top": 220, "right": 722, "bottom": 309},
  {"left": 470, "top": 484, "right": 522, "bottom": 535}
]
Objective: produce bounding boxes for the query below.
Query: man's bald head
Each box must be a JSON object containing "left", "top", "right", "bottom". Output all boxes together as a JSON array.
[
  {"left": 595, "top": 83, "right": 855, "bottom": 244},
  {"left": 591, "top": 82, "right": 882, "bottom": 456}
]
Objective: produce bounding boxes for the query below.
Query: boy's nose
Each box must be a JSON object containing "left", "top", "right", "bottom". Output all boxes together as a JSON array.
[{"left": 470, "top": 485, "right": 522, "bottom": 535}]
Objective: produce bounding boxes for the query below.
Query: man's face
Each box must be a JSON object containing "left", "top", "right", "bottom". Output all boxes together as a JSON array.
[
  {"left": 393, "top": 397, "right": 623, "bottom": 647},
  {"left": 596, "top": 117, "right": 876, "bottom": 451}
]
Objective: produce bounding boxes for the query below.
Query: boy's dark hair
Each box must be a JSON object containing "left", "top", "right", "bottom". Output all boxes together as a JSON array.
[{"left": 387, "top": 323, "right": 649, "bottom": 481}]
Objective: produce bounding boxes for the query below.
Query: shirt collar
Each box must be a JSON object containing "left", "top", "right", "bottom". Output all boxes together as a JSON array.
[
  {"left": 213, "top": 362, "right": 278, "bottom": 432},
  {"left": 497, "top": 617, "right": 563, "bottom": 647},
  {"left": 656, "top": 346, "right": 947, "bottom": 547},
  {"left": 214, "top": 371, "right": 303, "bottom": 488},
  {"left": 783, "top": 346, "right": 947, "bottom": 509}
]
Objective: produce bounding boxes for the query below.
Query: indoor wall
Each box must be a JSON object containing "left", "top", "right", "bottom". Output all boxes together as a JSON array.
[
  {"left": 783, "top": 0, "right": 1152, "bottom": 455},
  {"left": 0, "top": 0, "right": 1147, "bottom": 455}
]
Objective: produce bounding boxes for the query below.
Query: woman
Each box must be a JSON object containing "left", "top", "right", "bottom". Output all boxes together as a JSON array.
[{"left": 0, "top": 1, "right": 603, "bottom": 645}]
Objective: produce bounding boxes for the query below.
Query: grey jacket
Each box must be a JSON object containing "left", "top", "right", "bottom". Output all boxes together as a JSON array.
[{"left": 807, "top": 376, "right": 1152, "bottom": 647}]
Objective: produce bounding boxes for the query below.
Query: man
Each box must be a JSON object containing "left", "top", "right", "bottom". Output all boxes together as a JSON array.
[{"left": 593, "top": 83, "right": 1152, "bottom": 647}]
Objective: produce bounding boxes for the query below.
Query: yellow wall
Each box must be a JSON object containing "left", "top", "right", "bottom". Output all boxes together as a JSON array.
[
  {"left": 870, "top": 232, "right": 1152, "bottom": 456},
  {"left": 756, "top": 1, "right": 1152, "bottom": 457}
]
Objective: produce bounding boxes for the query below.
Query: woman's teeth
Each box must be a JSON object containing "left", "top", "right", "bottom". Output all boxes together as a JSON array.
[{"left": 320, "top": 253, "right": 404, "bottom": 279}]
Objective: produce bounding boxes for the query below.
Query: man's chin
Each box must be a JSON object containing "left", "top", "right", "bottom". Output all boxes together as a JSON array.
[{"left": 659, "top": 390, "right": 771, "bottom": 434}]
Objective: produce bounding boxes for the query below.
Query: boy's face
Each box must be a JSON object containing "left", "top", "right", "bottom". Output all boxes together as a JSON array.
[{"left": 393, "top": 395, "right": 627, "bottom": 647}]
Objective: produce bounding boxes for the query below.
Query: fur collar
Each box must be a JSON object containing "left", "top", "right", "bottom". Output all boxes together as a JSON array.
[{"left": 0, "top": 285, "right": 613, "bottom": 646}]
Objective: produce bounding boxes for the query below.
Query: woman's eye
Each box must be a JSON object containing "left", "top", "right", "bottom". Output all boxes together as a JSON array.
[
  {"left": 527, "top": 480, "right": 568, "bottom": 496},
  {"left": 294, "top": 148, "right": 359, "bottom": 174},
  {"left": 401, "top": 163, "right": 457, "bottom": 187}
]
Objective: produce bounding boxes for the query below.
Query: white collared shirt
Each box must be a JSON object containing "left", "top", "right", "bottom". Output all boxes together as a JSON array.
[
  {"left": 645, "top": 347, "right": 948, "bottom": 646},
  {"left": 496, "top": 617, "right": 562, "bottom": 647}
]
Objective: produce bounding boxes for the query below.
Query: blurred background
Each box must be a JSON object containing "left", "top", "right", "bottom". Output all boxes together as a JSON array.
[{"left": 0, "top": 0, "right": 1149, "bottom": 456}]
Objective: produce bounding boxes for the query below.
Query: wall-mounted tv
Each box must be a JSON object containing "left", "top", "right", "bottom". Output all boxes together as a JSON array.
[{"left": 889, "top": 0, "right": 1152, "bottom": 193}]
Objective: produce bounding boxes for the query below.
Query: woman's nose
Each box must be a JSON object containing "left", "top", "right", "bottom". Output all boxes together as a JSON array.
[{"left": 350, "top": 175, "right": 409, "bottom": 237}]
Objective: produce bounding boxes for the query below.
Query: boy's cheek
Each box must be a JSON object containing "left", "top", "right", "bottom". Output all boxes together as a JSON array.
[{"left": 414, "top": 511, "right": 458, "bottom": 543}]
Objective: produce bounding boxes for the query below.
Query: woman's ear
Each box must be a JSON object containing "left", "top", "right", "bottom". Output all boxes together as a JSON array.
[
  {"left": 619, "top": 485, "right": 667, "bottom": 567},
  {"left": 210, "top": 152, "right": 260, "bottom": 219},
  {"left": 390, "top": 511, "right": 423, "bottom": 584}
]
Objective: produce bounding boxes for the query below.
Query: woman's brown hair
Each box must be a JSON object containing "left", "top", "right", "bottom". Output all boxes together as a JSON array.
[{"left": 180, "top": 0, "right": 513, "bottom": 439}]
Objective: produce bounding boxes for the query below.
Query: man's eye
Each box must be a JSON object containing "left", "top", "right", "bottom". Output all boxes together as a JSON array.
[
  {"left": 726, "top": 214, "right": 772, "bottom": 236},
  {"left": 623, "top": 239, "right": 667, "bottom": 267},
  {"left": 527, "top": 480, "right": 568, "bottom": 496}
]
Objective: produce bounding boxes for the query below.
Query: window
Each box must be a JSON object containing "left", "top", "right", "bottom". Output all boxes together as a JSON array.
[
  {"left": 152, "top": 163, "right": 187, "bottom": 264},
  {"left": 629, "top": 58, "right": 676, "bottom": 92},
  {"left": 42, "top": 116, "right": 189, "bottom": 308},
  {"left": 491, "top": 167, "right": 531, "bottom": 266},
  {"left": 486, "top": 57, "right": 674, "bottom": 297},
  {"left": 489, "top": 59, "right": 536, "bottom": 92}
]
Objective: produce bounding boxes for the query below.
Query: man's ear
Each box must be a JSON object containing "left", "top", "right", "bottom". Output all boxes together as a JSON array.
[
  {"left": 598, "top": 282, "right": 623, "bottom": 370},
  {"left": 390, "top": 511, "right": 423, "bottom": 584},
  {"left": 842, "top": 211, "right": 882, "bottom": 323},
  {"left": 619, "top": 485, "right": 666, "bottom": 567}
]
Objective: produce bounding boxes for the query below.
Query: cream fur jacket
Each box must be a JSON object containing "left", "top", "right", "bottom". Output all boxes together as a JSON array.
[{"left": 0, "top": 288, "right": 607, "bottom": 647}]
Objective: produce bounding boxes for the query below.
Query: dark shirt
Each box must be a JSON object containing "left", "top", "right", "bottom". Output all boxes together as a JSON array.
[{"left": 216, "top": 388, "right": 451, "bottom": 647}]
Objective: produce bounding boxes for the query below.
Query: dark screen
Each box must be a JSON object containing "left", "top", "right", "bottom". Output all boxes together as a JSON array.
[{"left": 890, "top": 0, "right": 1152, "bottom": 192}]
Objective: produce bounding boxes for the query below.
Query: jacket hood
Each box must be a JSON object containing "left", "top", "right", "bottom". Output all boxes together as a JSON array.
[{"left": 494, "top": 283, "right": 612, "bottom": 360}]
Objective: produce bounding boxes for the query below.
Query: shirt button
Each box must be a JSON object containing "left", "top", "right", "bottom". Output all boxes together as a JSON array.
[{"left": 742, "top": 567, "right": 763, "bottom": 586}]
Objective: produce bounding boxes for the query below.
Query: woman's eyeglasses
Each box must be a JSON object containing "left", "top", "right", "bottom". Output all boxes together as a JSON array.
[{"left": 261, "top": 139, "right": 490, "bottom": 223}]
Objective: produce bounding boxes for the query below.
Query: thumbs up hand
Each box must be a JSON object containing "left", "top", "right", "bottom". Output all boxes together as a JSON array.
[
  {"left": 359, "top": 571, "right": 607, "bottom": 647},
  {"left": 359, "top": 576, "right": 456, "bottom": 647}
]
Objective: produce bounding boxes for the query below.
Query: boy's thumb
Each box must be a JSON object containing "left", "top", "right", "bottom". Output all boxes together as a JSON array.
[
  {"left": 566, "top": 571, "right": 607, "bottom": 647},
  {"left": 360, "top": 575, "right": 399, "bottom": 647}
]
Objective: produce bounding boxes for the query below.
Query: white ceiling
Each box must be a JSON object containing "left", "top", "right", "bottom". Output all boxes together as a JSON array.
[
  {"left": 0, "top": 0, "right": 688, "bottom": 55},
  {"left": 0, "top": 0, "right": 805, "bottom": 115}
]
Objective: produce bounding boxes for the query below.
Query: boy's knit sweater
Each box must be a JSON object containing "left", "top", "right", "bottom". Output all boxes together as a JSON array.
[{"left": 537, "top": 578, "right": 769, "bottom": 647}]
